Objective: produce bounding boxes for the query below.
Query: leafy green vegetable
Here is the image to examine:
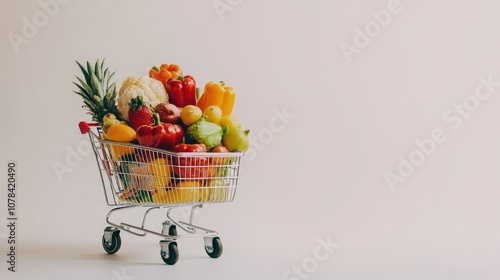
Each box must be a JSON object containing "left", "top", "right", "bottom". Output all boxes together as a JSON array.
[
  {"left": 136, "top": 189, "right": 152, "bottom": 203},
  {"left": 118, "top": 162, "right": 132, "bottom": 189},
  {"left": 186, "top": 118, "right": 223, "bottom": 149}
]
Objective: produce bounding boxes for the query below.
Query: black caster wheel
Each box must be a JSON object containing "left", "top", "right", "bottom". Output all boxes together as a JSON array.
[
  {"left": 160, "top": 241, "right": 179, "bottom": 265},
  {"left": 102, "top": 229, "right": 121, "bottom": 254},
  {"left": 205, "top": 237, "right": 222, "bottom": 259},
  {"left": 162, "top": 224, "right": 177, "bottom": 236},
  {"left": 168, "top": 225, "right": 177, "bottom": 236}
]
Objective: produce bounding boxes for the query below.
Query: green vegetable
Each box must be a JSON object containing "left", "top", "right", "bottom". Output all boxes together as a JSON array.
[
  {"left": 118, "top": 156, "right": 135, "bottom": 189},
  {"left": 136, "top": 189, "right": 152, "bottom": 203},
  {"left": 186, "top": 117, "right": 223, "bottom": 149}
]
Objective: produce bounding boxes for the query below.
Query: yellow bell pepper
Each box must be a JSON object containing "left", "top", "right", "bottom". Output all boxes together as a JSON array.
[
  {"left": 148, "top": 158, "right": 171, "bottom": 187},
  {"left": 165, "top": 181, "right": 201, "bottom": 204},
  {"left": 197, "top": 81, "right": 235, "bottom": 116},
  {"left": 106, "top": 123, "right": 137, "bottom": 142},
  {"left": 105, "top": 123, "right": 136, "bottom": 160},
  {"left": 152, "top": 186, "right": 169, "bottom": 203}
]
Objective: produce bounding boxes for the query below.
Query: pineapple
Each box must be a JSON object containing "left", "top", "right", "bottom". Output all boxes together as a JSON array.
[{"left": 73, "top": 59, "right": 120, "bottom": 125}]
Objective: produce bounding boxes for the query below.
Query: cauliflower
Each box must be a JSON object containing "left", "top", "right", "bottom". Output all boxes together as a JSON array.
[{"left": 117, "top": 76, "right": 168, "bottom": 121}]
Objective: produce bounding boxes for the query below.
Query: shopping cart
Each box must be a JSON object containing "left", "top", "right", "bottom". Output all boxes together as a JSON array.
[{"left": 79, "top": 121, "right": 244, "bottom": 265}]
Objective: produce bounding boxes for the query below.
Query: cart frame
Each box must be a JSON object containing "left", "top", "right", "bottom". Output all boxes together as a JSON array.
[{"left": 79, "top": 121, "right": 243, "bottom": 264}]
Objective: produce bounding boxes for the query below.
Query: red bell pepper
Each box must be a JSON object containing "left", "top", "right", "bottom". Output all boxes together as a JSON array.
[
  {"left": 165, "top": 75, "right": 197, "bottom": 108},
  {"left": 172, "top": 143, "right": 211, "bottom": 179},
  {"left": 173, "top": 143, "right": 206, "bottom": 153},
  {"left": 137, "top": 114, "right": 184, "bottom": 151}
]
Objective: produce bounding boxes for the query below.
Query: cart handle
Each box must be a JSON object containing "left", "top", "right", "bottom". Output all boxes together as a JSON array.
[
  {"left": 79, "top": 121, "right": 114, "bottom": 176},
  {"left": 79, "top": 121, "right": 99, "bottom": 134}
]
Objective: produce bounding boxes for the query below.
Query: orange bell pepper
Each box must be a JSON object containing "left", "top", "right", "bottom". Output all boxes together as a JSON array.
[
  {"left": 149, "top": 64, "right": 182, "bottom": 87},
  {"left": 197, "top": 81, "right": 235, "bottom": 116}
]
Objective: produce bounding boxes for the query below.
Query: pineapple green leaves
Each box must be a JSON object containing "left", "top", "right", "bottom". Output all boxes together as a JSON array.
[{"left": 73, "top": 59, "right": 120, "bottom": 125}]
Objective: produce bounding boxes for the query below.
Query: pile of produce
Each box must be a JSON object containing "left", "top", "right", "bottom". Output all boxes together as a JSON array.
[{"left": 73, "top": 59, "right": 248, "bottom": 204}]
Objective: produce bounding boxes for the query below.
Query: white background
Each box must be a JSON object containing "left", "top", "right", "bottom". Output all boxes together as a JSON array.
[{"left": 1, "top": 0, "right": 500, "bottom": 279}]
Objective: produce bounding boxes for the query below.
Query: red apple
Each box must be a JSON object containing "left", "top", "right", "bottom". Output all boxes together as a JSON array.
[{"left": 155, "top": 102, "right": 180, "bottom": 124}]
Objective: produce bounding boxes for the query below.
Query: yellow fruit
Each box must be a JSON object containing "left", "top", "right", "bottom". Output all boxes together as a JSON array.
[
  {"left": 165, "top": 181, "right": 201, "bottom": 204},
  {"left": 200, "top": 187, "right": 210, "bottom": 202},
  {"left": 219, "top": 115, "right": 241, "bottom": 130},
  {"left": 208, "top": 179, "right": 228, "bottom": 202},
  {"left": 148, "top": 158, "right": 171, "bottom": 187},
  {"left": 108, "top": 144, "right": 134, "bottom": 160},
  {"left": 222, "top": 128, "right": 250, "bottom": 152},
  {"left": 211, "top": 187, "right": 228, "bottom": 202},
  {"left": 180, "top": 105, "right": 203, "bottom": 126},
  {"left": 199, "top": 179, "right": 229, "bottom": 203},
  {"left": 203, "top": 106, "right": 223, "bottom": 124},
  {"left": 165, "top": 188, "right": 201, "bottom": 204},
  {"left": 106, "top": 123, "right": 136, "bottom": 160},
  {"left": 152, "top": 187, "right": 169, "bottom": 203},
  {"left": 102, "top": 113, "right": 121, "bottom": 134},
  {"left": 106, "top": 123, "right": 137, "bottom": 143}
]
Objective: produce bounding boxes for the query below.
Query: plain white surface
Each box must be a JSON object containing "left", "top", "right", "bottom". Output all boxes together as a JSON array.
[{"left": 2, "top": 0, "right": 500, "bottom": 279}]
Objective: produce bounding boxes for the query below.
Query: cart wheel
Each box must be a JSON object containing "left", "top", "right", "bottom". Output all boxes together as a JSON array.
[
  {"left": 161, "top": 223, "right": 177, "bottom": 236},
  {"left": 168, "top": 225, "right": 177, "bottom": 236},
  {"left": 160, "top": 242, "right": 179, "bottom": 265},
  {"left": 102, "top": 231, "right": 121, "bottom": 254},
  {"left": 205, "top": 237, "right": 223, "bottom": 259}
]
